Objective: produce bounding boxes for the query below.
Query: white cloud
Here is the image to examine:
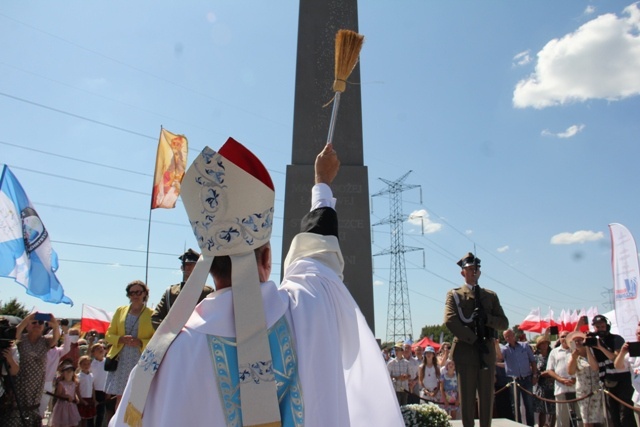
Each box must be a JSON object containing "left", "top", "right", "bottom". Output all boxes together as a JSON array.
[
  {"left": 541, "top": 124, "right": 586, "bottom": 138},
  {"left": 513, "top": 50, "right": 532, "bottom": 67},
  {"left": 408, "top": 209, "right": 443, "bottom": 234},
  {"left": 585, "top": 5, "right": 596, "bottom": 15},
  {"left": 374, "top": 280, "right": 384, "bottom": 287},
  {"left": 513, "top": 3, "right": 640, "bottom": 108},
  {"left": 550, "top": 230, "right": 605, "bottom": 244},
  {"left": 497, "top": 245, "right": 510, "bottom": 253},
  {"left": 465, "top": 230, "right": 473, "bottom": 235}
]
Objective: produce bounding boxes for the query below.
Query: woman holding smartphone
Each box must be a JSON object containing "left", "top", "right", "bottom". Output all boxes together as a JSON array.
[
  {"left": 567, "top": 331, "right": 603, "bottom": 427},
  {"left": 5, "top": 313, "right": 60, "bottom": 427}
]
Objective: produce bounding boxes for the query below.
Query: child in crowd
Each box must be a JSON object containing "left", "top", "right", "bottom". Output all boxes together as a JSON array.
[
  {"left": 77, "top": 355, "right": 96, "bottom": 427},
  {"left": 50, "top": 360, "right": 81, "bottom": 427},
  {"left": 90, "top": 343, "right": 108, "bottom": 427},
  {"left": 441, "top": 359, "right": 459, "bottom": 419},
  {"left": 419, "top": 346, "right": 442, "bottom": 404}
]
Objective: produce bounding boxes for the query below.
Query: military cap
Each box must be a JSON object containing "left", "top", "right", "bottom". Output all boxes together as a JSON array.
[
  {"left": 179, "top": 248, "right": 200, "bottom": 264},
  {"left": 457, "top": 252, "right": 480, "bottom": 268}
]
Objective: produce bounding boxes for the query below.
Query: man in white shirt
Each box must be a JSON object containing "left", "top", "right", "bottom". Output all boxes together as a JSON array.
[{"left": 546, "top": 332, "right": 577, "bottom": 427}]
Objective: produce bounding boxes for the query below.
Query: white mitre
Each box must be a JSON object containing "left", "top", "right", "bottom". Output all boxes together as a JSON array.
[{"left": 124, "top": 138, "right": 280, "bottom": 427}]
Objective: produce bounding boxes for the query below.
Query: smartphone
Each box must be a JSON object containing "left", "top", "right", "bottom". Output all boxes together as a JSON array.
[
  {"left": 549, "top": 326, "right": 559, "bottom": 335},
  {"left": 34, "top": 312, "right": 52, "bottom": 322},
  {"left": 569, "top": 340, "right": 576, "bottom": 352},
  {"left": 628, "top": 342, "right": 640, "bottom": 357}
]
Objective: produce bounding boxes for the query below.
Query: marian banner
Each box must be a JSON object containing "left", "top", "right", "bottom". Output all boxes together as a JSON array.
[
  {"left": 151, "top": 128, "right": 188, "bottom": 209},
  {"left": 609, "top": 223, "right": 640, "bottom": 341}
]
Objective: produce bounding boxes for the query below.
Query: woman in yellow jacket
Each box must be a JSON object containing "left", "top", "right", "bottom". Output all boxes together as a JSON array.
[{"left": 105, "top": 280, "right": 155, "bottom": 410}]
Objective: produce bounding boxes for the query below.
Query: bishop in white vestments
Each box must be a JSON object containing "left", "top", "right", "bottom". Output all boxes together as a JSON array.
[{"left": 110, "top": 140, "right": 403, "bottom": 427}]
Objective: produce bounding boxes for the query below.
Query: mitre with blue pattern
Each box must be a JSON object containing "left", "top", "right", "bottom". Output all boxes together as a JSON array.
[{"left": 181, "top": 137, "right": 275, "bottom": 257}]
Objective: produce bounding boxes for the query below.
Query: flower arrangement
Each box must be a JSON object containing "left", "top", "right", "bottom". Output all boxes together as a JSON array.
[{"left": 401, "top": 403, "right": 451, "bottom": 427}]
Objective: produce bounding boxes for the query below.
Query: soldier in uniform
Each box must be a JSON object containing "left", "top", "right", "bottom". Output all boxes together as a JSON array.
[
  {"left": 151, "top": 249, "right": 214, "bottom": 329},
  {"left": 444, "top": 253, "right": 508, "bottom": 427}
]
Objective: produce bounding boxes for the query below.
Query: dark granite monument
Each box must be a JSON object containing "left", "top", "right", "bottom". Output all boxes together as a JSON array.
[{"left": 281, "top": 0, "right": 375, "bottom": 332}]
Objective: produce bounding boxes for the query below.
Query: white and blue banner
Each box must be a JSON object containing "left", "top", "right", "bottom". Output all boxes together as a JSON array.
[
  {"left": 609, "top": 223, "right": 639, "bottom": 342},
  {"left": 0, "top": 165, "right": 72, "bottom": 305}
]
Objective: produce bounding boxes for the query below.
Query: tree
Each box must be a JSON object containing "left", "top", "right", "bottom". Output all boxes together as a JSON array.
[
  {"left": 419, "top": 324, "right": 454, "bottom": 344},
  {"left": 0, "top": 297, "right": 29, "bottom": 318}
]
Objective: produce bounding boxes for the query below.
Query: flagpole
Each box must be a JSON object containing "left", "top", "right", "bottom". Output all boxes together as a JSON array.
[
  {"left": 145, "top": 205, "right": 153, "bottom": 285},
  {"left": 145, "top": 125, "right": 163, "bottom": 286}
]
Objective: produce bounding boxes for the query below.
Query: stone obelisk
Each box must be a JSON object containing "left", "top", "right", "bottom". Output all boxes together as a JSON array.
[{"left": 282, "top": 0, "right": 375, "bottom": 332}]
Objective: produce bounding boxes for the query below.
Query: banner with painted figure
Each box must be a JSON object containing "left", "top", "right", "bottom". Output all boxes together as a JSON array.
[
  {"left": 0, "top": 165, "right": 72, "bottom": 305},
  {"left": 609, "top": 223, "right": 640, "bottom": 342},
  {"left": 151, "top": 128, "right": 188, "bottom": 209}
]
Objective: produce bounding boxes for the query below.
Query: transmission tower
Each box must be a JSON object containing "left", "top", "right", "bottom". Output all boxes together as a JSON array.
[{"left": 372, "top": 171, "right": 423, "bottom": 344}]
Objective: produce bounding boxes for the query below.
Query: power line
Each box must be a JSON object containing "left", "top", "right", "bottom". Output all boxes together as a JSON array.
[
  {"left": 0, "top": 12, "right": 287, "bottom": 129},
  {"left": 0, "top": 140, "right": 151, "bottom": 177},
  {"left": 53, "top": 241, "right": 179, "bottom": 257},
  {"left": 8, "top": 165, "right": 150, "bottom": 196},
  {"left": 398, "top": 201, "right": 596, "bottom": 303},
  {"left": 0, "top": 91, "right": 156, "bottom": 141},
  {"left": 0, "top": 61, "right": 226, "bottom": 138}
]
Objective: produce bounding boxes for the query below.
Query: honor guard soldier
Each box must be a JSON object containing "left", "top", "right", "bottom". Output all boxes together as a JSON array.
[
  {"left": 444, "top": 252, "right": 508, "bottom": 427},
  {"left": 151, "top": 249, "right": 214, "bottom": 329}
]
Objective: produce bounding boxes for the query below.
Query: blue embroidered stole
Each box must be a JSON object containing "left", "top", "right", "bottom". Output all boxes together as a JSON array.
[{"left": 207, "top": 316, "right": 304, "bottom": 427}]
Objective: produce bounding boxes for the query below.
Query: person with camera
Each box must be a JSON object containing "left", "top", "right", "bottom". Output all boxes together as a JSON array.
[
  {"left": 589, "top": 314, "right": 636, "bottom": 427},
  {"left": 614, "top": 322, "right": 640, "bottom": 427},
  {"left": 0, "top": 316, "right": 20, "bottom": 423},
  {"left": 4, "top": 313, "right": 59, "bottom": 427},
  {"left": 40, "top": 317, "right": 73, "bottom": 423},
  {"left": 567, "top": 331, "right": 603, "bottom": 427}
]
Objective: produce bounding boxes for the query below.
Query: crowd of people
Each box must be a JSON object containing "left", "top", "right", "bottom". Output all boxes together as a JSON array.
[
  {"left": 3, "top": 140, "right": 640, "bottom": 427},
  {"left": 0, "top": 254, "right": 194, "bottom": 427},
  {"left": 0, "top": 312, "right": 110, "bottom": 427},
  {"left": 1, "top": 142, "right": 405, "bottom": 427},
  {"left": 385, "top": 312, "right": 640, "bottom": 427}
]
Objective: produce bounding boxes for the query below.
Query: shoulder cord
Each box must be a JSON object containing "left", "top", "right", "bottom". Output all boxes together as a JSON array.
[
  {"left": 165, "top": 288, "right": 173, "bottom": 311},
  {"left": 452, "top": 292, "right": 475, "bottom": 324}
]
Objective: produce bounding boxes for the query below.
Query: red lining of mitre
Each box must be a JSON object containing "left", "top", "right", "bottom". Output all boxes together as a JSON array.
[{"left": 218, "top": 137, "right": 274, "bottom": 191}]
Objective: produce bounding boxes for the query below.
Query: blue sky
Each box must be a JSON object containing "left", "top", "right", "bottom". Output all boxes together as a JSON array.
[{"left": 1, "top": 1, "right": 639, "bottom": 341}]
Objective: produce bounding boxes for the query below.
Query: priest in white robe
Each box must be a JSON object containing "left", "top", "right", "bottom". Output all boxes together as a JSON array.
[{"left": 110, "top": 140, "right": 403, "bottom": 427}]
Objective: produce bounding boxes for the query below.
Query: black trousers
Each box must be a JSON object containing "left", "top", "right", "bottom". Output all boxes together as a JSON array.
[{"left": 605, "top": 376, "right": 637, "bottom": 427}]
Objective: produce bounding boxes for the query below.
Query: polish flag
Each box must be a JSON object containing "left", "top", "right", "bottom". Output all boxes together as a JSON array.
[
  {"left": 558, "top": 309, "right": 569, "bottom": 332},
  {"left": 568, "top": 309, "right": 579, "bottom": 332},
  {"left": 81, "top": 304, "right": 112, "bottom": 334},
  {"left": 520, "top": 307, "right": 542, "bottom": 332},
  {"left": 542, "top": 308, "right": 555, "bottom": 331}
]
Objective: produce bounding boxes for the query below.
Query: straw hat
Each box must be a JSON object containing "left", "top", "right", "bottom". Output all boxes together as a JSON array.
[{"left": 536, "top": 335, "right": 551, "bottom": 346}]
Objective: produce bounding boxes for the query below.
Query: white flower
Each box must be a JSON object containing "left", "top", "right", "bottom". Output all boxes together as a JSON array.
[{"left": 401, "top": 403, "right": 451, "bottom": 427}]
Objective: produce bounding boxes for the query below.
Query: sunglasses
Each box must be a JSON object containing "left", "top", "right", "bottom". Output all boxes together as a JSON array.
[
  {"left": 128, "top": 290, "right": 145, "bottom": 296},
  {"left": 31, "top": 320, "right": 45, "bottom": 325}
]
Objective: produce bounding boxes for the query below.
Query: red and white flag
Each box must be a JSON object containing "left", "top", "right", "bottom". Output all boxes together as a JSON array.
[
  {"left": 81, "top": 304, "right": 112, "bottom": 334},
  {"left": 558, "top": 309, "right": 569, "bottom": 332},
  {"left": 520, "top": 307, "right": 542, "bottom": 332},
  {"left": 542, "top": 308, "right": 555, "bottom": 331}
]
